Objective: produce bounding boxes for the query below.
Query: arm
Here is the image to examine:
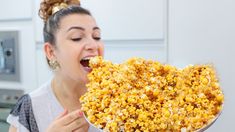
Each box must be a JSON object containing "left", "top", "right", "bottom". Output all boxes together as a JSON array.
[{"left": 8, "top": 125, "right": 17, "bottom": 132}]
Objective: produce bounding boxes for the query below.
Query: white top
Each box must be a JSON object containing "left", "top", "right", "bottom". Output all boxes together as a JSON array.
[{"left": 7, "top": 80, "right": 98, "bottom": 132}]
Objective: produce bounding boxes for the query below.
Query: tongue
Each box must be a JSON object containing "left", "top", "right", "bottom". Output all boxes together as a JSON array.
[{"left": 80, "top": 60, "right": 89, "bottom": 67}]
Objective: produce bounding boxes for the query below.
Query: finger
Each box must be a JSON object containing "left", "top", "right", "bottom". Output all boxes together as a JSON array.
[
  {"left": 55, "top": 109, "right": 69, "bottom": 120},
  {"left": 66, "top": 118, "right": 88, "bottom": 132},
  {"left": 72, "top": 124, "right": 89, "bottom": 132},
  {"left": 57, "top": 109, "right": 83, "bottom": 125}
]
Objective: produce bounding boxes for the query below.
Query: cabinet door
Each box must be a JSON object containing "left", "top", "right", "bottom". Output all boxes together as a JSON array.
[
  {"left": 82, "top": 0, "right": 164, "bottom": 40},
  {"left": 35, "top": 0, "right": 165, "bottom": 42},
  {"left": 0, "top": 0, "right": 32, "bottom": 20}
]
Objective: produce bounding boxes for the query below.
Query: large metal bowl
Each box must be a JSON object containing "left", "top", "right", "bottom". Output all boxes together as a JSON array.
[{"left": 84, "top": 105, "right": 223, "bottom": 132}]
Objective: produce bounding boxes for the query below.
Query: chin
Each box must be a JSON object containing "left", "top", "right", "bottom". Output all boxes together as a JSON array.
[
  {"left": 81, "top": 77, "right": 89, "bottom": 85},
  {"left": 84, "top": 79, "right": 89, "bottom": 84}
]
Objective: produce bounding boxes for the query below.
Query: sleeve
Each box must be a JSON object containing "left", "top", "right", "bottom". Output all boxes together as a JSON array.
[{"left": 6, "top": 94, "right": 39, "bottom": 132}]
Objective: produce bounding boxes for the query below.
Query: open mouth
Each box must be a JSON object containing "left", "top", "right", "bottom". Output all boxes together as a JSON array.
[{"left": 80, "top": 58, "right": 90, "bottom": 68}]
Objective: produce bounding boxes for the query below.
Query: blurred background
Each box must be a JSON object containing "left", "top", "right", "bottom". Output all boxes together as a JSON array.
[{"left": 0, "top": 0, "right": 234, "bottom": 131}]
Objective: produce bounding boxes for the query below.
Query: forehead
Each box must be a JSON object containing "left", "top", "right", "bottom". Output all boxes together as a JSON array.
[{"left": 59, "top": 14, "right": 97, "bottom": 31}]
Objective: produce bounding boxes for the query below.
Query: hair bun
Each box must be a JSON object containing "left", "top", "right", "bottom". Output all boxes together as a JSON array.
[{"left": 39, "top": 0, "right": 80, "bottom": 22}]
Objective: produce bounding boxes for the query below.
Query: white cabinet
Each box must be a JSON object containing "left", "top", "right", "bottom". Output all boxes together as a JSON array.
[
  {"left": 0, "top": 0, "right": 32, "bottom": 20},
  {"left": 82, "top": 0, "right": 164, "bottom": 40},
  {"left": 35, "top": 0, "right": 165, "bottom": 42}
]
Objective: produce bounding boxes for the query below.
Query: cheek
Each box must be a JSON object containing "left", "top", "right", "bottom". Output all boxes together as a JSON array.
[
  {"left": 98, "top": 43, "right": 104, "bottom": 56},
  {"left": 57, "top": 48, "right": 82, "bottom": 67}
]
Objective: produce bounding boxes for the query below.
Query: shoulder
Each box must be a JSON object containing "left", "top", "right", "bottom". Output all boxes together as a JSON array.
[
  {"left": 29, "top": 80, "right": 54, "bottom": 112},
  {"left": 7, "top": 94, "right": 39, "bottom": 132},
  {"left": 10, "top": 94, "right": 31, "bottom": 116},
  {"left": 30, "top": 80, "right": 52, "bottom": 99},
  {"left": 7, "top": 81, "right": 52, "bottom": 132},
  {"left": 10, "top": 94, "right": 33, "bottom": 117}
]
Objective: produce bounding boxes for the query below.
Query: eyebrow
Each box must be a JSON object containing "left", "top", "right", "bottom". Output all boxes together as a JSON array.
[{"left": 67, "top": 26, "right": 100, "bottom": 32}]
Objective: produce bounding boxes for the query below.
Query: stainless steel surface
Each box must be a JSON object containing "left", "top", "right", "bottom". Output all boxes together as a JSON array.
[
  {"left": 196, "top": 104, "right": 223, "bottom": 132},
  {"left": 84, "top": 106, "right": 223, "bottom": 132},
  {"left": 0, "top": 89, "right": 24, "bottom": 108},
  {"left": 84, "top": 114, "right": 102, "bottom": 132},
  {"left": 0, "top": 89, "right": 23, "bottom": 132},
  {"left": 0, "top": 31, "right": 20, "bottom": 82},
  {"left": 0, "top": 122, "right": 9, "bottom": 132},
  {"left": 0, "top": 108, "right": 11, "bottom": 132}
]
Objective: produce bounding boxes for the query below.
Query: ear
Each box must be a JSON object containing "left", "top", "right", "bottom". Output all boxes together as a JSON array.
[{"left": 44, "top": 42, "right": 56, "bottom": 60}]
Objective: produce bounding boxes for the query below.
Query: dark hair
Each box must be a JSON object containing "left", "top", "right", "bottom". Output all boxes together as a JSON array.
[{"left": 43, "top": 6, "right": 91, "bottom": 45}]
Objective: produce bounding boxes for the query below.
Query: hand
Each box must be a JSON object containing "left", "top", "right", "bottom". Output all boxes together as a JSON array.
[{"left": 46, "top": 109, "right": 89, "bottom": 132}]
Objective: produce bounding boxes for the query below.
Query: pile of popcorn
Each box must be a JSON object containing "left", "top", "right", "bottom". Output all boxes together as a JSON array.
[{"left": 80, "top": 56, "right": 224, "bottom": 132}]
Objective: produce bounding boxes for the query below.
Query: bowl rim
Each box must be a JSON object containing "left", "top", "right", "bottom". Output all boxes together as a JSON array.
[
  {"left": 195, "top": 103, "right": 224, "bottom": 132},
  {"left": 83, "top": 102, "right": 224, "bottom": 132},
  {"left": 83, "top": 112, "right": 103, "bottom": 132}
]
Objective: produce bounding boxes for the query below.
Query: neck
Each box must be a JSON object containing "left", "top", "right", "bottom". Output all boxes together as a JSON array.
[{"left": 51, "top": 74, "right": 87, "bottom": 111}]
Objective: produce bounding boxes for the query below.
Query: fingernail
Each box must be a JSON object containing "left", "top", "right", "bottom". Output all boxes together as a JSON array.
[{"left": 78, "top": 111, "right": 83, "bottom": 116}]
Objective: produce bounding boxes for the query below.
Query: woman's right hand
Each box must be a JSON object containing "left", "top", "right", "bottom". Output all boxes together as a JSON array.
[{"left": 46, "top": 109, "right": 89, "bottom": 132}]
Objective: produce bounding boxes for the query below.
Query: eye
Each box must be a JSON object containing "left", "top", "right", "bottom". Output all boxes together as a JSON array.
[
  {"left": 71, "top": 38, "right": 82, "bottom": 41},
  {"left": 94, "top": 37, "right": 101, "bottom": 40}
]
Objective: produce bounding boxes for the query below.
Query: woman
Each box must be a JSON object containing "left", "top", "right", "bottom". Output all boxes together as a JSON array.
[{"left": 7, "top": 0, "right": 104, "bottom": 131}]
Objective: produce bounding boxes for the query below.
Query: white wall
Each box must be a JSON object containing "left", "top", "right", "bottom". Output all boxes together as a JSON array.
[{"left": 168, "top": 0, "right": 235, "bottom": 131}]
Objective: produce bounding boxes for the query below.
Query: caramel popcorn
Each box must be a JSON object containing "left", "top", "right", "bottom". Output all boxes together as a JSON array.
[{"left": 80, "top": 56, "right": 224, "bottom": 132}]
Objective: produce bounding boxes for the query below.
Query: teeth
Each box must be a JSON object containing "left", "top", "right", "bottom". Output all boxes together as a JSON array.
[{"left": 81, "top": 57, "right": 92, "bottom": 61}]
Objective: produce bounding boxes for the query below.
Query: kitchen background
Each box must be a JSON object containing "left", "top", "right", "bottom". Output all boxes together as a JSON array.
[{"left": 0, "top": 0, "right": 234, "bottom": 131}]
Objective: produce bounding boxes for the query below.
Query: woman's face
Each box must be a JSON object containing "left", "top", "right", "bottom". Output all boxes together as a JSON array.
[{"left": 54, "top": 14, "right": 104, "bottom": 84}]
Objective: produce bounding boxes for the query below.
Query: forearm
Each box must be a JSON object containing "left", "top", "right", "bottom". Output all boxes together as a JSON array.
[{"left": 8, "top": 125, "right": 17, "bottom": 132}]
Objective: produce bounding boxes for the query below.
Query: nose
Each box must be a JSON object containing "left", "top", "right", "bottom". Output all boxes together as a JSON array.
[{"left": 84, "top": 38, "right": 99, "bottom": 51}]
